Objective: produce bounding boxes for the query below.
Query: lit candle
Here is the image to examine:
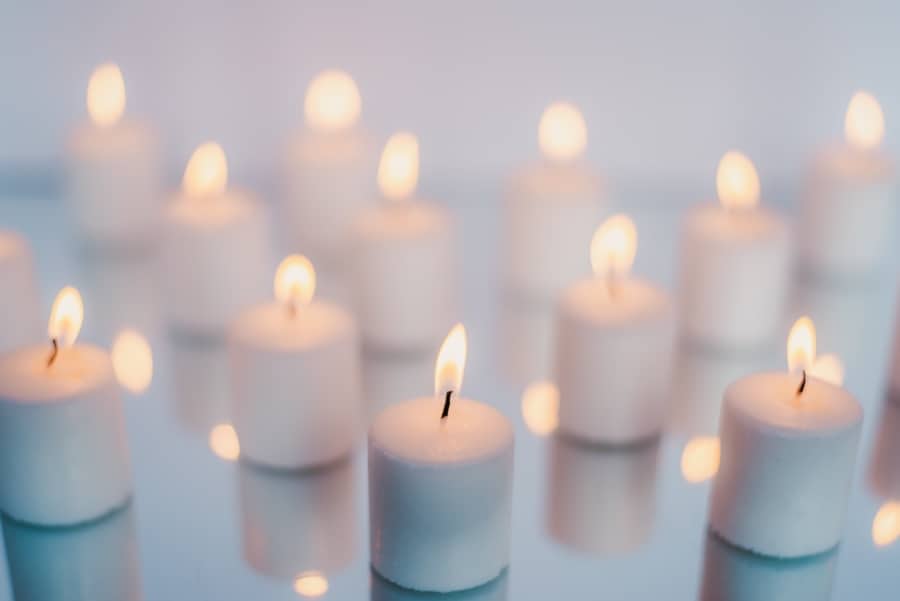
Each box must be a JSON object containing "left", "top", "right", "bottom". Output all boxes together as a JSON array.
[
  {"left": 504, "top": 102, "right": 605, "bottom": 299},
  {"left": 678, "top": 151, "right": 791, "bottom": 349},
  {"left": 368, "top": 324, "right": 514, "bottom": 592},
  {"left": 351, "top": 133, "right": 457, "bottom": 351},
  {"left": 0, "top": 287, "right": 132, "bottom": 525},
  {"left": 799, "top": 91, "right": 896, "bottom": 279},
  {"left": 709, "top": 317, "right": 863, "bottom": 557},
  {"left": 229, "top": 255, "right": 362, "bottom": 469},
  {"left": 283, "top": 70, "right": 376, "bottom": 266},
  {"left": 0, "top": 230, "right": 41, "bottom": 351},
  {"left": 554, "top": 214, "right": 676, "bottom": 444},
  {"left": 67, "top": 63, "right": 161, "bottom": 247},
  {"left": 160, "top": 142, "right": 273, "bottom": 335}
]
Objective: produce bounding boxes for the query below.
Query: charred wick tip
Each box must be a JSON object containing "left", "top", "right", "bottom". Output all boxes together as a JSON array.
[
  {"left": 797, "top": 369, "right": 807, "bottom": 395},
  {"left": 441, "top": 390, "right": 453, "bottom": 420},
  {"left": 46, "top": 338, "right": 59, "bottom": 368}
]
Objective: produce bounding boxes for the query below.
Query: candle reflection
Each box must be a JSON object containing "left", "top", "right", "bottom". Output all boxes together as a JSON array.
[
  {"left": 872, "top": 502, "right": 900, "bottom": 548},
  {"left": 2, "top": 504, "right": 141, "bottom": 601},
  {"left": 209, "top": 423, "right": 240, "bottom": 461},
  {"left": 498, "top": 291, "right": 556, "bottom": 388},
  {"left": 370, "top": 569, "right": 508, "bottom": 601},
  {"left": 867, "top": 399, "right": 900, "bottom": 548},
  {"left": 172, "top": 337, "right": 231, "bottom": 435},
  {"left": 362, "top": 350, "right": 433, "bottom": 420},
  {"left": 294, "top": 570, "right": 329, "bottom": 597},
  {"left": 546, "top": 437, "right": 660, "bottom": 555}
]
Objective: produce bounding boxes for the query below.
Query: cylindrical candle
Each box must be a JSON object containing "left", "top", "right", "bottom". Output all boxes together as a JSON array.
[
  {"left": 0, "top": 230, "right": 41, "bottom": 352},
  {"left": 282, "top": 70, "right": 377, "bottom": 267},
  {"left": 67, "top": 63, "right": 161, "bottom": 248},
  {"left": 868, "top": 400, "right": 900, "bottom": 500},
  {"left": 709, "top": 317, "right": 863, "bottom": 557},
  {"left": 504, "top": 102, "right": 605, "bottom": 299},
  {"left": 799, "top": 92, "right": 897, "bottom": 279},
  {"left": 351, "top": 132, "right": 457, "bottom": 352},
  {"left": 555, "top": 215, "right": 675, "bottom": 444},
  {"left": 230, "top": 255, "right": 362, "bottom": 469},
  {"left": 891, "top": 301, "right": 900, "bottom": 399},
  {"left": 160, "top": 142, "right": 272, "bottom": 336},
  {"left": 369, "top": 325, "right": 514, "bottom": 592},
  {"left": 678, "top": 152, "right": 791, "bottom": 350},
  {"left": 0, "top": 288, "right": 132, "bottom": 526},
  {"left": 371, "top": 570, "right": 508, "bottom": 601}
]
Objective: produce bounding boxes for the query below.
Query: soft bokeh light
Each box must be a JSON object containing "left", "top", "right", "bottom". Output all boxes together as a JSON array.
[
  {"left": 716, "top": 151, "right": 760, "bottom": 211},
  {"left": 87, "top": 63, "right": 125, "bottom": 127},
  {"left": 434, "top": 323, "right": 467, "bottom": 398},
  {"left": 521, "top": 380, "right": 559, "bottom": 436},
  {"left": 183, "top": 142, "right": 228, "bottom": 198},
  {"left": 680, "top": 436, "right": 721, "bottom": 484},
  {"left": 787, "top": 316, "right": 816, "bottom": 374},
  {"left": 111, "top": 329, "right": 153, "bottom": 394},
  {"left": 538, "top": 101, "right": 587, "bottom": 162},
  {"left": 48, "top": 286, "right": 84, "bottom": 347},
  {"left": 377, "top": 132, "right": 419, "bottom": 201},
  {"left": 590, "top": 214, "right": 637, "bottom": 279},
  {"left": 209, "top": 423, "right": 240, "bottom": 461},
  {"left": 872, "top": 501, "right": 900, "bottom": 548},
  {"left": 845, "top": 91, "right": 885, "bottom": 151},
  {"left": 274, "top": 254, "right": 316, "bottom": 311},
  {"left": 293, "top": 571, "right": 329, "bottom": 597},
  {"left": 809, "top": 353, "right": 845, "bottom": 387},
  {"left": 304, "top": 70, "right": 361, "bottom": 132}
]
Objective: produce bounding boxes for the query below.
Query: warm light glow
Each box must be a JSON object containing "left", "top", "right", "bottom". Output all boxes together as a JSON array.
[
  {"left": 209, "top": 424, "right": 240, "bottom": 461},
  {"left": 716, "top": 151, "right": 760, "bottom": 211},
  {"left": 680, "top": 437, "right": 721, "bottom": 484},
  {"left": 787, "top": 316, "right": 816, "bottom": 374},
  {"left": 274, "top": 255, "right": 316, "bottom": 311},
  {"left": 434, "top": 323, "right": 467, "bottom": 398},
  {"left": 538, "top": 101, "right": 587, "bottom": 162},
  {"left": 86, "top": 63, "right": 125, "bottom": 127},
  {"left": 845, "top": 91, "right": 885, "bottom": 151},
  {"left": 304, "top": 70, "right": 361, "bottom": 132},
  {"left": 809, "top": 353, "right": 845, "bottom": 387},
  {"left": 111, "top": 329, "right": 153, "bottom": 394},
  {"left": 873, "top": 502, "right": 900, "bottom": 547},
  {"left": 590, "top": 214, "right": 637, "bottom": 279},
  {"left": 48, "top": 286, "right": 84, "bottom": 348},
  {"left": 183, "top": 142, "right": 228, "bottom": 198},
  {"left": 521, "top": 380, "right": 559, "bottom": 436},
  {"left": 377, "top": 132, "right": 419, "bottom": 201},
  {"left": 293, "top": 571, "right": 329, "bottom": 597}
]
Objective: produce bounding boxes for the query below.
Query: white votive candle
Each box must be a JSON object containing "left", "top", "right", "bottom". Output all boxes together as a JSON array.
[
  {"left": 160, "top": 142, "right": 272, "bottom": 335},
  {"left": 369, "top": 325, "right": 514, "bottom": 592},
  {"left": 283, "top": 70, "right": 376, "bottom": 266},
  {"left": 0, "top": 287, "right": 132, "bottom": 526},
  {"left": 799, "top": 91, "right": 897, "bottom": 279},
  {"left": 709, "top": 317, "right": 863, "bottom": 557},
  {"left": 504, "top": 102, "right": 605, "bottom": 299},
  {"left": 352, "top": 133, "right": 457, "bottom": 351},
  {"left": 67, "top": 63, "right": 161, "bottom": 248},
  {"left": 230, "top": 255, "right": 362, "bottom": 469},
  {"left": 0, "top": 230, "right": 41, "bottom": 351},
  {"left": 678, "top": 152, "right": 791, "bottom": 350},
  {"left": 555, "top": 215, "right": 676, "bottom": 444}
]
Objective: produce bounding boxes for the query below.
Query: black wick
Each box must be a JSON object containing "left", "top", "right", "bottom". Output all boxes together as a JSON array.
[
  {"left": 441, "top": 390, "right": 453, "bottom": 419},
  {"left": 796, "top": 370, "right": 807, "bottom": 396},
  {"left": 46, "top": 338, "right": 59, "bottom": 368}
]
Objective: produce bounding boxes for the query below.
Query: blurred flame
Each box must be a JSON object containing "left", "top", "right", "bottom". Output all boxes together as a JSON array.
[
  {"left": 521, "top": 380, "right": 559, "bottom": 436},
  {"left": 209, "top": 424, "right": 240, "bottom": 461},
  {"left": 809, "top": 353, "right": 845, "bottom": 387},
  {"left": 48, "top": 286, "right": 84, "bottom": 347},
  {"left": 183, "top": 142, "right": 228, "bottom": 198},
  {"left": 293, "top": 571, "right": 329, "bottom": 597},
  {"left": 539, "top": 101, "right": 587, "bottom": 161},
  {"left": 274, "top": 255, "right": 316, "bottom": 311},
  {"left": 87, "top": 63, "right": 125, "bottom": 127},
  {"left": 304, "top": 70, "right": 361, "bottom": 131},
  {"left": 873, "top": 502, "right": 900, "bottom": 547},
  {"left": 787, "top": 316, "right": 816, "bottom": 374},
  {"left": 845, "top": 91, "right": 885, "bottom": 151},
  {"left": 680, "top": 436, "right": 721, "bottom": 484},
  {"left": 590, "top": 214, "right": 637, "bottom": 279},
  {"left": 716, "top": 151, "right": 760, "bottom": 211},
  {"left": 434, "top": 323, "right": 467, "bottom": 398},
  {"left": 111, "top": 329, "right": 153, "bottom": 394},
  {"left": 378, "top": 132, "right": 419, "bottom": 201}
]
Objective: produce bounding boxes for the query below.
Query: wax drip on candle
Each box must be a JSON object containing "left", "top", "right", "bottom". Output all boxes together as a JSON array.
[
  {"left": 787, "top": 316, "right": 816, "bottom": 398},
  {"left": 716, "top": 151, "right": 760, "bottom": 213},
  {"left": 590, "top": 214, "right": 637, "bottom": 300},
  {"left": 435, "top": 323, "right": 467, "bottom": 420},
  {"left": 46, "top": 286, "right": 84, "bottom": 368},
  {"left": 273, "top": 254, "right": 315, "bottom": 318}
]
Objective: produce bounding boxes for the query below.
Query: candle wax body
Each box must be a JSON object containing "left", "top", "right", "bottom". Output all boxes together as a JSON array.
[
  {"left": 283, "top": 128, "right": 377, "bottom": 267},
  {"left": 555, "top": 277, "right": 675, "bottom": 444},
  {"left": 0, "top": 231, "right": 41, "bottom": 351},
  {"left": 67, "top": 120, "right": 161, "bottom": 247},
  {"left": 504, "top": 161, "right": 605, "bottom": 300},
  {"left": 892, "top": 304, "right": 900, "bottom": 398},
  {"left": 678, "top": 204, "right": 791, "bottom": 350},
  {"left": 0, "top": 345, "right": 132, "bottom": 526},
  {"left": 161, "top": 189, "right": 272, "bottom": 336},
  {"left": 868, "top": 401, "right": 900, "bottom": 499},
  {"left": 352, "top": 201, "right": 456, "bottom": 351},
  {"left": 709, "top": 372, "right": 862, "bottom": 557},
  {"left": 799, "top": 145, "right": 897, "bottom": 279},
  {"left": 369, "top": 397, "right": 514, "bottom": 592},
  {"left": 229, "top": 301, "right": 362, "bottom": 469},
  {"left": 371, "top": 570, "right": 509, "bottom": 601}
]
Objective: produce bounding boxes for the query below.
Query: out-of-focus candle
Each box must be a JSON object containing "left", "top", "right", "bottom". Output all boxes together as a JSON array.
[
  {"left": 160, "top": 142, "right": 272, "bottom": 335},
  {"left": 504, "top": 102, "right": 605, "bottom": 299},
  {"left": 678, "top": 152, "right": 791, "bottom": 350},
  {"left": 868, "top": 401, "right": 900, "bottom": 503},
  {"left": 67, "top": 63, "right": 161, "bottom": 247},
  {"left": 0, "top": 230, "right": 41, "bottom": 351},
  {"left": 799, "top": 91, "right": 897, "bottom": 279}
]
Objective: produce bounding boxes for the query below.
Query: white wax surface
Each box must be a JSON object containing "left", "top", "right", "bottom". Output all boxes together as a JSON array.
[
  {"left": 868, "top": 401, "right": 900, "bottom": 500},
  {"left": 0, "top": 230, "right": 41, "bottom": 352},
  {"left": 0, "top": 345, "right": 117, "bottom": 402},
  {"left": 230, "top": 300, "right": 353, "bottom": 350}
]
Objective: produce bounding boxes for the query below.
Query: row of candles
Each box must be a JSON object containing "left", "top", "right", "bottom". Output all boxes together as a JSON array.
[{"left": 0, "top": 63, "right": 897, "bottom": 594}]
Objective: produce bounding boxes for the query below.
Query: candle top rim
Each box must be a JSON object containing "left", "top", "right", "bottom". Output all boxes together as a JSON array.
[
  {"left": 561, "top": 277, "right": 672, "bottom": 326},
  {"left": 509, "top": 160, "right": 603, "bottom": 200},
  {"left": 813, "top": 143, "right": 895, "bottom": 181},
  {"left": 0, "top": 344, "right": 114, "bottom": 404},
  {"left": 229, "top": 300, "right": 355, "bottom": 351},
  {"left": 355, "top": 200, "right": 450, "bottom": 240},
  {"left": 686, "top": 203, "right": 787, "bottom": 241},
  {"left": 166, "top": 187, "right": 260, "bottom": 226}
]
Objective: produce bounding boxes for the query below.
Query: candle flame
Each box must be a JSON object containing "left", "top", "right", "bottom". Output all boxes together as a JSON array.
[
  {"left": 787, "top": 316, "right": 816, "bottom": 374},
  {"left": 293, "top": 571, "right": 329, "bottom": 597},
  {"left": 274, "top": 254, "right": 316, "bottom": 311},
  {"left": 378, "top": 132, "right": 419, "bottom": 202},
  {"left": 845, "top": 91, "right": 885, "bottom": 151},
  {"left": 873, "top": 501, "right": 900, "bottom": 548},
  {"left": 521, "top": 380, "right": 559, "bottom": 436},
  {"left": 434, "top": 323, "right": 467, "bottom": 398},
  {"left": 809, "top": 353, "right": 845, "bottom": 387},
  {"left": 591, "top": 214, "right": 637, "bottom": 279},
  {"left": 48, "top": 286, "right": 84, "bottom": 348},
  {"left": 304, "top": 70, "right": 361, "bottom": 132},
  {"left": 183, "top": 142, "right": 228, "bottom": 198},
  {"left": 680, "top": 436, "right": 721, "bottom": 484},
  {"left": 539, "top": 101, "right": 587, "bottom": 162},
  {"left": 209, "top": 423, "right": 240, "bottom": 461},
  {"left": 716, "top": 151, "right": 760, "bottom": 211},
  {"left": 111, "top": 329, "right": 154, "bottom": 394},
  {"left": 87, "top": 63, "right": 125, "bottom": 128}
]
